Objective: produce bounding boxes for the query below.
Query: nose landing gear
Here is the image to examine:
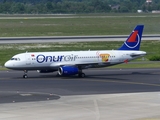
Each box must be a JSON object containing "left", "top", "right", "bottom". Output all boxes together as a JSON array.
[{"left": 23, "top": 70, "right": 28, "bottom": 78}]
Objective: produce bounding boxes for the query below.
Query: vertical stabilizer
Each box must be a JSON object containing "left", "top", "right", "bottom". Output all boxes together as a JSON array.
[{"left": 118, "top": 25, "right": 144, "bottom": 50}]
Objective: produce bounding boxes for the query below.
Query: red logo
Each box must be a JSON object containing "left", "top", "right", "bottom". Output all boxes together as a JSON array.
[
  {"left": 124, "top": 30, "right": 140, "bottom": 49},
  {"left": 127, "top": 31, "right": 138, "bottom": 42},
  {"left": 31, "top": 54, "right": 35, "bottom": 57}
]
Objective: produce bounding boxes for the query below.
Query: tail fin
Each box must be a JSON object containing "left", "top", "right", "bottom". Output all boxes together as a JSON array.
[{"left": 118, "top": 25, "right": 144, "bottom": 50}]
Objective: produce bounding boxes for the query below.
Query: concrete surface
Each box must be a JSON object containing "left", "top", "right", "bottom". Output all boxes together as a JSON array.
[{"left": 0, "top": 92, "right": 160, "bottom": 120}]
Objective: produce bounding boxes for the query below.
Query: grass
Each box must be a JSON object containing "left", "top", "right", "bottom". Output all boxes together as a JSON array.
[{"left": 0, "top": 13, "right": 160, "bottom": 36}]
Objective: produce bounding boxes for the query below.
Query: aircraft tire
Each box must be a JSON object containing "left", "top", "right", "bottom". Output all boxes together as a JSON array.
[
  {"left": 23, "top": 75, "right": 28, "bottom": 78},
  {"left": 78, "top": 73, "right": 85, "bottom": 78}
]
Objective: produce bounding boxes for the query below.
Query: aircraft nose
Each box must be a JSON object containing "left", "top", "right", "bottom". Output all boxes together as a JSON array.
[{"left": 4, "top": 61, "right": 12, "bottom": 68}]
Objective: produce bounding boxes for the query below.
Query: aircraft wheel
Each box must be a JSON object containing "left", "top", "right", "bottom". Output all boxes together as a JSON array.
[
  {"left": 81, "top": 73, "right": 85, "bottom": 78},
  {"left": 23, "top": 75, "right": 28, "bottom": 78},
  {"left": 78, "top": 73, "right": 85, "bottom": 78}
]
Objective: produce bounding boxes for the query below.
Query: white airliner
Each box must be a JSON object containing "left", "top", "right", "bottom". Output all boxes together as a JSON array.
[{"left": 5, "top": 25, "right": 146, "bottom": 78}]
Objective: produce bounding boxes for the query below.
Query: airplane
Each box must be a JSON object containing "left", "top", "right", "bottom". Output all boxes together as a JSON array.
[{"left": 4, "top": 25, "right": 146, "bottom": 78}]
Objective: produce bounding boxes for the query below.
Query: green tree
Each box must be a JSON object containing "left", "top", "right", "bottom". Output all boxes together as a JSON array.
[
  {"left": 46, "top": 2, "right": 53, "bottom": 11},
  {"left": 120, "top": 6, "right": 129, "bottom": 13}
]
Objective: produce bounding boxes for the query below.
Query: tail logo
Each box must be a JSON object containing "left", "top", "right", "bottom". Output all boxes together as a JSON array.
[{"left": 124, "top": 30, "right": 140, "bottom": 49}]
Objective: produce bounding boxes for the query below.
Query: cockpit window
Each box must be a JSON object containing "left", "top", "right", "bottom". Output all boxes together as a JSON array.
[{"left": 10, "top": 58, "right": 20, "bottom": 61}]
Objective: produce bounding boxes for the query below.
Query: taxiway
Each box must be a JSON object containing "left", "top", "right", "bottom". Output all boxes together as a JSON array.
[{"left": 0, "top": 68, "right": 160, "bottom": 120}]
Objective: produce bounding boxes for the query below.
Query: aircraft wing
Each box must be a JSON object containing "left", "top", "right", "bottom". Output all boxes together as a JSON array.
[{"left": 50, "top": 61, "right": 111, "bottom": 69}]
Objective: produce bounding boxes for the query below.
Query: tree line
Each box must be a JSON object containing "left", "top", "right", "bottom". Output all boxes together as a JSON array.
[{"left": 0, "top": 0, "right": 160, "bottom": 14}]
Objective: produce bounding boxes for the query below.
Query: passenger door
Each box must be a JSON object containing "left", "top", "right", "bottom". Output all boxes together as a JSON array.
[{"left": 25, "top": 54, "right": 31, "bottom": 65}]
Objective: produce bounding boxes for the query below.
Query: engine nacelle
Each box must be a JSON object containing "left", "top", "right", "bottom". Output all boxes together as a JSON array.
[
  {"left": 58, "top": 66, "right": 79, "bottom": 76},
  {"left": 37, "top": 69, "right": 56, "bottom": 73}
]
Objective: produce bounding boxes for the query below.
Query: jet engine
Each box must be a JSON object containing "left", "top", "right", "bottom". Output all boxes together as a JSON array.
[
  {"left": 58, "top": 66, "right": 79, "bottom": 76},
  {"left": 37, "top": 69, "right": 56, "bottom": 73}
]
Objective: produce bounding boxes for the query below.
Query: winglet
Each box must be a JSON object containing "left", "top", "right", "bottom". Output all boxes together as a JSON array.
[{"left": 118, "top": 25, "right": 144, "bottom": 50}]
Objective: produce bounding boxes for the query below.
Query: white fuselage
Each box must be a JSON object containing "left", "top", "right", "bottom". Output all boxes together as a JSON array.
[{"left": 5, "top": 50, "right": 146, "bottom": 70}]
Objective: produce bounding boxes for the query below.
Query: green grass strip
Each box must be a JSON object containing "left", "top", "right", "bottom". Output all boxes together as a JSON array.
[{"left": 0, "top": 13, "right": 160, "bottom": 36}]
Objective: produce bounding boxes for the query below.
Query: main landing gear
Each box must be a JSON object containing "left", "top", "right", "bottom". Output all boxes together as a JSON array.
[
  {"left": 78, "top": 72, "right": 85, "bottom": 78},
  {"left": 23, "top": 70, "right": 28, "bottom": 78},
  {"left": 78, "top": 67, "right": 85, "bottom": 78}
]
